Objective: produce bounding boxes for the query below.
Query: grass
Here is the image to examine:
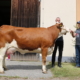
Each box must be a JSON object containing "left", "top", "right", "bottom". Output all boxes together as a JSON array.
[
  {"left": 0, "top": 76, "right": 28, "bottom": 79},
  {"left": 48, "top": 62, "right": 80, "bottom": 79}
]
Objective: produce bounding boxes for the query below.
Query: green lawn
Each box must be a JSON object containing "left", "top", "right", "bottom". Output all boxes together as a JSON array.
[{"left": 48, "top": 62, "right": 80, "bottom": 79}]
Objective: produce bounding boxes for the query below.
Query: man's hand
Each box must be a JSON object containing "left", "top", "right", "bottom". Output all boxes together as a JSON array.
[{"left": 69, "top": 29, "right": 74, "bottom": 33}]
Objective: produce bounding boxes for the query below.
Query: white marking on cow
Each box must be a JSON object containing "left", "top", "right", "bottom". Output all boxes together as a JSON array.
[
  {"left": 6, "top": 39, "right": 18, "bottom": 54},
  {"left": 58, "top": 26, "right": 69, "bottom": 38},
  {"left": 16, "top": 47, "right": 54, "bottom": 55},
  {"left": 47, "top": 47, "right": 54, "bottom": 55},
  {"left": 42, "top": 64, "right": 46, "bottom": 73}
]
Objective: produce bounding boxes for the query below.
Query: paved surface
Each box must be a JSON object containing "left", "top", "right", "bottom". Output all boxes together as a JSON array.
[{"left": 0, "top": 60, "right": 53, "bottom": 79}]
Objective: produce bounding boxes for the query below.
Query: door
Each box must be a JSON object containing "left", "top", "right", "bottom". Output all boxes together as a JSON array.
[
  {"left": 11, "top": 0, "right": 40, "bottom": 27},
  {"left": 10, "top": 0, "right": 40, "bottom": 61}
]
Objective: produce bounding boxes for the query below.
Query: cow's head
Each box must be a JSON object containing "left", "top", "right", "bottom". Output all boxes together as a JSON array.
[{"left": 56, "top": 23, "right": 69, "bottom": 37}]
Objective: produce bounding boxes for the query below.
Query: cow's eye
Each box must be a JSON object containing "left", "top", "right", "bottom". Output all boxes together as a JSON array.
[{"left": 60, "top": 25, "right": 62, "bottom": 27}]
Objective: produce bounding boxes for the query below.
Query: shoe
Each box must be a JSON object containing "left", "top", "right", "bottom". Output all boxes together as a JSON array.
[
  {"left": 58, "top": 64, "right": 62, "bottom": 68},
  {"left": 75, "top": 65, "right": 80, "bottom": 68},
  {"left": 52, "top": 64, "right": 55, "bottom": 68},
  {"left": 58, "top": 63, "right": 62, "bottom": 68}
]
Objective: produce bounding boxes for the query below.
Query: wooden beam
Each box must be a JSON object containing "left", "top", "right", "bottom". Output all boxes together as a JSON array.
[{"left": 76, "top": 0, "right": 80, "bottom": 21}]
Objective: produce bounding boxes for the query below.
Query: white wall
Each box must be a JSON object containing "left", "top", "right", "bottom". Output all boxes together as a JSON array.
[{"left": 40, "top": 0, "right": 76, "bottom": 58}]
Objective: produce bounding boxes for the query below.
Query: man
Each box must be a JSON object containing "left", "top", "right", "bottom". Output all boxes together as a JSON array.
[
  {"left": 52, "top": 17, "right": 64, "bottom": 67},
  {"left": 70, "top": 21, "right": 80, "bottom": 67}
]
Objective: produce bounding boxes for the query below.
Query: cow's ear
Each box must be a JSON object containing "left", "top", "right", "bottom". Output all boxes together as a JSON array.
[{"left": 57, "top": 23, "right": 63, "bottom": 28}]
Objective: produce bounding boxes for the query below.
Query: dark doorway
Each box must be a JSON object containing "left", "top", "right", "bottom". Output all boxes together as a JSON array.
[{"left": 0, "top": 0, "right": 11, "bottom": 26}]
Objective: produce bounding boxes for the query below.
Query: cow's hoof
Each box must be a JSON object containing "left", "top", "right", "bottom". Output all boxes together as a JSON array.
[
  {"left": 42, "top": 71, "right": 47, "bottom": 74},
  {"left": 0, "top": 68, "right": 4, "bottom": 74},
  {"left": 0, "top": 71, "right": 4, "bottom": 74},
  {"left": 4, "top": 67, "right": 7, "bottom": 71}
]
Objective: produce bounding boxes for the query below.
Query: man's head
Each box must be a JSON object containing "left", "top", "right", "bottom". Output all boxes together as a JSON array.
[
  {"left": 55, "top": 17, "right": 61, "bottom": 23},
  {"left": 77, "top": 21, "right": 80, "bottom": 28}
]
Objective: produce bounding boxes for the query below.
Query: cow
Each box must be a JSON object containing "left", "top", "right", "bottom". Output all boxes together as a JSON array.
[{"left": 0, "top": 23, "right": 68, "bottom": 73}]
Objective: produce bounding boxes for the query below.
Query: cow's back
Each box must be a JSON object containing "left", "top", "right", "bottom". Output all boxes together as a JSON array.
[
  {"left": 12, "top": 27, "right": 53, "bottom": 50},
  {"left": 0, "top": 25, "right": 53, "bottom": 49}
]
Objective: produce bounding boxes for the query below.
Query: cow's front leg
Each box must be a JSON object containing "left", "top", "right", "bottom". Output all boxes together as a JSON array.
[{"left": 42, "top": 48, "right": 48, "bottom": 74}]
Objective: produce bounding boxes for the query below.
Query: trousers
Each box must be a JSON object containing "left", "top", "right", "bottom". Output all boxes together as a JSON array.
[
  {"left": 52, "top": 40, "right": 63, "bottom": 65},
  {"left": 75, "top": 45, "right": 80, "bottom": 66}
]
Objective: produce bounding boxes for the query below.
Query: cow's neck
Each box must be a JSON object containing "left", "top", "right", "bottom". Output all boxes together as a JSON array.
[
  {"left": 48, "top": 25, "right": 60, "bottom": 37},
  {"left": 48, "top": 25, "right": 60, "bottom": 45}
]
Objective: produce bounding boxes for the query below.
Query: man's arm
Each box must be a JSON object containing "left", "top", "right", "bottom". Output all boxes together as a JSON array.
[{"left": 70, "top": 30, "right": 76, "bottom": 37}]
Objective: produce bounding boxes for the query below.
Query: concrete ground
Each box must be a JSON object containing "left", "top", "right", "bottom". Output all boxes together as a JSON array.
[{"left": 0, "top": 60, "right": 53, "bottom": 79}]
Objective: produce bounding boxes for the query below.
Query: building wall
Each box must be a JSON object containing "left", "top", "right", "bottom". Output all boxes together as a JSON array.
[{"left": 40, "top": 0, "right": 76, "bottom": 62}]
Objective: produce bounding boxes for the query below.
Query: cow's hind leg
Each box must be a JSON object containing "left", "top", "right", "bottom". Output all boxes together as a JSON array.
[
  {"left": 41, "top": 48, "right": 48, "bottom": 74},
  {"left": 0, "top": 55, "right": 4, "bottom": 73},
  {"left": 3, "top": 55, "right": 7, "bottom": 70},
  {"left": 0, "top": 47, "right": 7, "bottom": 73}
]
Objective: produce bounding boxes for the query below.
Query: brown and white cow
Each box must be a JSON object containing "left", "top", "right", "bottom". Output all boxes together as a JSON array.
[{"left": 0, "top": 23, "right": 68, "bottom": 73}]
